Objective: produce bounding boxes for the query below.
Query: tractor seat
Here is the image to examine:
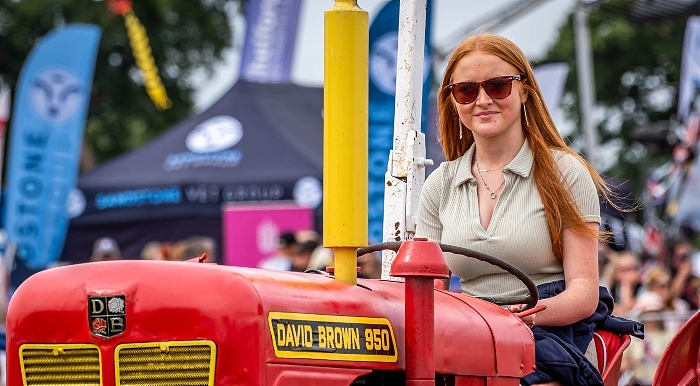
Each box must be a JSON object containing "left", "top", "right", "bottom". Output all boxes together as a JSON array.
[{"left": 593, "top": 330, "right": 632, "bottom": 386}]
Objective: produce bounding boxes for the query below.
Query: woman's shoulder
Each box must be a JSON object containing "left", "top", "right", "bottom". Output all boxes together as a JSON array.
[
  {"left": 423, "top": 157, "right": 465, "bottom": 195},
  {"left": 425, "top": 157, "right": 465, "bottom": 182},
  {"left": 550, "top": 148, "right": 592, "bottom": 179},
  {"left": 551, "top": 148, "right": 587, "bottom": 169}
]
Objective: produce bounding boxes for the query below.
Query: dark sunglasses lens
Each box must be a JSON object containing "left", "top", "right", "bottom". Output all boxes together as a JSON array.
[
  {"left": 453, "top": 82, "right": 478, "bottom": 104},
  {"left": 484, "top": 78, "right": 512, "bottom": 99}
]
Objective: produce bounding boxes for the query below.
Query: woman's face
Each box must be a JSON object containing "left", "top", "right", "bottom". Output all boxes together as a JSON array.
[{"left": 450, "top": 51, "right": 527, "bottom": 140}]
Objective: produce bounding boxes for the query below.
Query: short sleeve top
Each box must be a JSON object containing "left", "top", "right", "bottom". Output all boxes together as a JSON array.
[{"left": 415, "top": 140, "right": 601, "bottom": 298}]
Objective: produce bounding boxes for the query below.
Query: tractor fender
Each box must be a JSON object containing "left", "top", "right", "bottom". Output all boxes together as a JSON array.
[{"left": 652, "top": 311, "right": 700, "bottom": 386}]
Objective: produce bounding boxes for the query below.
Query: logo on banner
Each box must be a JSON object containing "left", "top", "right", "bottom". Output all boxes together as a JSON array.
[
  {"left": 66, "top": 188, "right": 86, "bottom": 218},
  {"left": 257, "top": 219, "right": 280, "bottom": 255},
  {"left": 293, "top": 176, "right": 322, "bottom": 209},
  {"left": 164, "top": 115, "right": 244, "bottom": 170},
  {"left": 30, "top": 68, "right": 84, "bottom": 124},
  {"left": 369, "top": 33, "right": 431, "bottom": 96},
  {"left": 186, "top": 115, "right": 243, "bottom": 153}
]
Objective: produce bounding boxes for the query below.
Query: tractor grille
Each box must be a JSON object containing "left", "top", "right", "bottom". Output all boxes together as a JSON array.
[
  {"left": 115, "top": 341, "right": 216, "bottom": 386},
  {"left": 19, "top": 344, "right": 101, "bottom": 386}
]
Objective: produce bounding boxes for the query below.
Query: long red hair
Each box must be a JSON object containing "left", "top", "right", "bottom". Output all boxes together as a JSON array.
[{"left": 437, "top": 34, "right": 613, "bottom": 259}]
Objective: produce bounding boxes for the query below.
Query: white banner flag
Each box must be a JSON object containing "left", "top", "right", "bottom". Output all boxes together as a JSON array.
[
  {"left": 0, "top": 83, "right": 9, "bottom": 128},
  {"left": 533, "top": 62, "right": 570, "bottom": 118},
  {"left": 678, "top": 16, "right": 700, "bottom": 123},
  {"left": 0, "top": 82, "right": 10, "bottom": 180}
]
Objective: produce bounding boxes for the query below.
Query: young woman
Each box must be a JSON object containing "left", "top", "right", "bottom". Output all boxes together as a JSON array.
[{"left": 416, "top": 33, "right": 619, "bottom": 386}]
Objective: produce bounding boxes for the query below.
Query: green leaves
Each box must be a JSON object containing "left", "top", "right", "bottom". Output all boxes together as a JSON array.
[
  {"left": 543, "top": 3, "right": 685, "bottom": 193},
  {"left": 0, "top": 0, "right": 243, "bottom": 166}
]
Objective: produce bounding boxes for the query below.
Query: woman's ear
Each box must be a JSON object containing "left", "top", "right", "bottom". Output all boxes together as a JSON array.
[{"left": 520, "top": 88, "right": 529, "bottom": 104}]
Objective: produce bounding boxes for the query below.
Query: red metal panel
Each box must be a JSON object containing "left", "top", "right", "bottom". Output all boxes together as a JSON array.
[
  {"left": 6, "top": 260, "right": 536, "bottom": 384},
  {"left": 7, "top": 261, "right": 267, "bottom": 385},
  {"left": 485, "top": 377, "right": 522, "bottom": 385},
  {"left": 653, "top": 311, "right": 700, "bottom": 386},
  {"left": 440, "top": 291, "right": 536, "bottom": 378},
  {"left": 266, "top": 363, "right": 370, "bottom": 386},
  {"left": 455, "top": 376, "right": 486, "bottom": 386}
]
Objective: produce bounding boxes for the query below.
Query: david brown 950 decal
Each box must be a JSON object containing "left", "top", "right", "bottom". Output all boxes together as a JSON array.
[{"left": 268, "top": 312, "right": 397, "bottom": 362}]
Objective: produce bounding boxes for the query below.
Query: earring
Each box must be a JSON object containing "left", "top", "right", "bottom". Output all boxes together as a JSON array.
[
  {"left": 523, "top": 104, "right": 529, "bottom": 128},
  {"left": 459, "top": 120, "right": 463, "bottom": 140}
]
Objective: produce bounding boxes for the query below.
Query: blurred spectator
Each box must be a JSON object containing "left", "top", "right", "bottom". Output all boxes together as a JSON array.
[
  {"left": 622, "top": 294, "right": 676, "bottom": 386},
  {"left": 90, "top": 237, "right": 122, "bottom": 262},
  {"left": 687, "top": 276, "right": 700, "bottom": 310},
  {"left": 357, "top": 252, "right": 382, "bottom": 279},
  {"left": 602, "top": 250, "right": 642, "bottom": 317},
  {"left": 258, "top": 232, "right": 297, "bottom": 271},
  {"left": 141, "top": 241, "right": 168, "bottom": 261},
  {"left": 291, "top": 240, "right": 320, "bottom": 272},
  {"left": 307, "top": 246, "right": 334, "bottom": 271},
  {"left": 295, "top": 230, "right": 321, "bottom": 244},
  {"left": 668, "top": 237, "right": 697, "bottom": 309},
  {"left": 633, "top": 266, "right": 690, "bottom": 332},
  {"left": 181, "top": 236, "right": 217, "bottom": 263}
]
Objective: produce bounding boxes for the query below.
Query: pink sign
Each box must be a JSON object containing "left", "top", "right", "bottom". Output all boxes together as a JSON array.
[{"left": 222, "top": 202, "right": 313, "bottom": 267}]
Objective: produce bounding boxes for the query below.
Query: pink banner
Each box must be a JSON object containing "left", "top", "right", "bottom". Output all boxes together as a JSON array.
[{"left": 222, "top": 202, "right": 312, "bottom": 267}]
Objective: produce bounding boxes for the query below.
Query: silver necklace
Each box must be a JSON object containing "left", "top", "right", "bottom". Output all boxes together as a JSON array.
[
  {"left": 476, "top": 161, "right": 508, "bottom": 172},
  {"left": 475, "top": 156, "right": 505, "bottom": 199}
]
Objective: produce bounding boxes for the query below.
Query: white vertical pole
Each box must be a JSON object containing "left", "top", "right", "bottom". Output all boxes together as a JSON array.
[
  {"left": 381, "top": 0, "right": 433, "bottom": 280},
  {"left": 574, "top": 0, "right": 599, "bottom": 166}
]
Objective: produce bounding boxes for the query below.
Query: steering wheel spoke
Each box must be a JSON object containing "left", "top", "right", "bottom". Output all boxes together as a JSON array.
[{"left": 357, "top": 241, "right": 538, "bottom": 311}]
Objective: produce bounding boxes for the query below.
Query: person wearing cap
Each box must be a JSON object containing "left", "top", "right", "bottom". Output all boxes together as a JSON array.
[
  {"left": 90, "top": 237, "right": 123, "bottom": 262},
  {"left": 258, "top": 232, "right": 297, "bottom": 271}
]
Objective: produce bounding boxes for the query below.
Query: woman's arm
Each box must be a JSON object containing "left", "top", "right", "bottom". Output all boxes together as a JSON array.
[{"left": 535, "top": 222, "right": 600, "bottom": 326}]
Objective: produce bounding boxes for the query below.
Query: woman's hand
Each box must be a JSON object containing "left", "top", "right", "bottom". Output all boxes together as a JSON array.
[{"left": 509, "top": 304, "right": 546, "bottom": 328}]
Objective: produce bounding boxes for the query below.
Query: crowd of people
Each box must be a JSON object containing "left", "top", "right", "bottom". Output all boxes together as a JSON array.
[
  {"left": 256, "top": 230, "right": 383, "bottom": 279},
  {"left": 89, "top": 235, "right": 218, "bottom": 263},
  {"left": 602, "top": 235, "right": 700, "bottom": 386},
  {"left": 88, "top": 228, "right": 384, "bottom": 281}
]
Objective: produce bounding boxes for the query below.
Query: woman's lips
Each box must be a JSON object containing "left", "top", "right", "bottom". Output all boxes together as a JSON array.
[{"left": 474, "top": 111, "right": 498, "bottom": 120}]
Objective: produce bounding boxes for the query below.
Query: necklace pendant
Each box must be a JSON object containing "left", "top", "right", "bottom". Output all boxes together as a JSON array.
[
  {"left": 489, "top": 192, "right": 497, "bottom": 199},
  {"left": 479, "top": 169, "right": 488, "bottom": 173}
]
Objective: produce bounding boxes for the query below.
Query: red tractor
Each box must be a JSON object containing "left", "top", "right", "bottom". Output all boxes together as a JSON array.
[
  {"left": 6, "top": 239, "right": 700, "bottom": 385},
  {"left": 6, "top": 1, "right": 699, "bottom": 385}
]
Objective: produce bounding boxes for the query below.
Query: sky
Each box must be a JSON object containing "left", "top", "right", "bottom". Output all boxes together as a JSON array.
[{"left": 193, "top": 0, "right": 577, "bottom": 111}]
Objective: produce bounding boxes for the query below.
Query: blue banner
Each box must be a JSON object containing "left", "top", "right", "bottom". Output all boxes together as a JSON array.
[
  {"left": 239, "top": 0, "right": 303, "bottom": 83},
  {"left": 368, "top": 0, "right": 432, "bottom": 242},
  {"left": 3, "top": 24, "right": 101, "bottom": 272}
]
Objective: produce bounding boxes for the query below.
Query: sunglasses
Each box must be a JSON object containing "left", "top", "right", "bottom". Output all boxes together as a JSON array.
[{"left": 447, "top": 74, "right": 526, "bottom": 104}]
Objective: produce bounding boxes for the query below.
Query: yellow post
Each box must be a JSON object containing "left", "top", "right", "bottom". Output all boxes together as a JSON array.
[{"left": 324, "top": 0, "right": 368, "bottom": 285}]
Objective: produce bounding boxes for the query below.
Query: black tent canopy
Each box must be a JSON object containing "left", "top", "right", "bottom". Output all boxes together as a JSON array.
[{"left": 61, "top": 80, "right": 324, "bottom": 263}]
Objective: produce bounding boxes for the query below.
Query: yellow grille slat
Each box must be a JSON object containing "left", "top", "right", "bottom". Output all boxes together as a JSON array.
[
  {"left": 116, "top": 341, "right": 216, "bottom": 386},
  {"left": 24, "top": 364, "right": 101, "bottom": 373},
  {"left": 120, "top": 372, "right": 211, "bottom": 381},
  {"left": 20, "top": 344, "right": 101, "bottom": 386},
  {"left": 25, "top": 373, "right": 101, "bottom": 381},
  {"left": 119, "top": 362, "right": 211, "bottom": 371}
]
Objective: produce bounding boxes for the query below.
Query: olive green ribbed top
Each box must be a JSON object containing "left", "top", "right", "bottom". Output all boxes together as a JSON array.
[{"left": 416, "top": 140, "right": 600, "bottom": 298}]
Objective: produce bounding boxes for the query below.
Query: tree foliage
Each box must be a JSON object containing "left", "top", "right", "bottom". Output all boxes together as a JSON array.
[
  {"left": 542, "top": 2, "right": 685, "bottom": 192},
  {"left": 0, "top": 0, "right": 243, "bottom": 165}
]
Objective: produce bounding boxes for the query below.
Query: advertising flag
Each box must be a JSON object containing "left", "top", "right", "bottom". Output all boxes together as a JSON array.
[
  {"left": 533, "top": 62, "right": 569, "bottom": 119},
  {"left": 678, "top": 16, "right": 700, "bottom": 122},
  {"left": 368, "top": 0, "right": 433, "bottom": 242},
  {"left": 0, "top": 82, "right": 10, "bottom": 187},
  {"left": 239, "top": 0, "right": 303, "bottom": 83},
  {"left": 2, "top": 25, "right": 101, "bottom": 281}
]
